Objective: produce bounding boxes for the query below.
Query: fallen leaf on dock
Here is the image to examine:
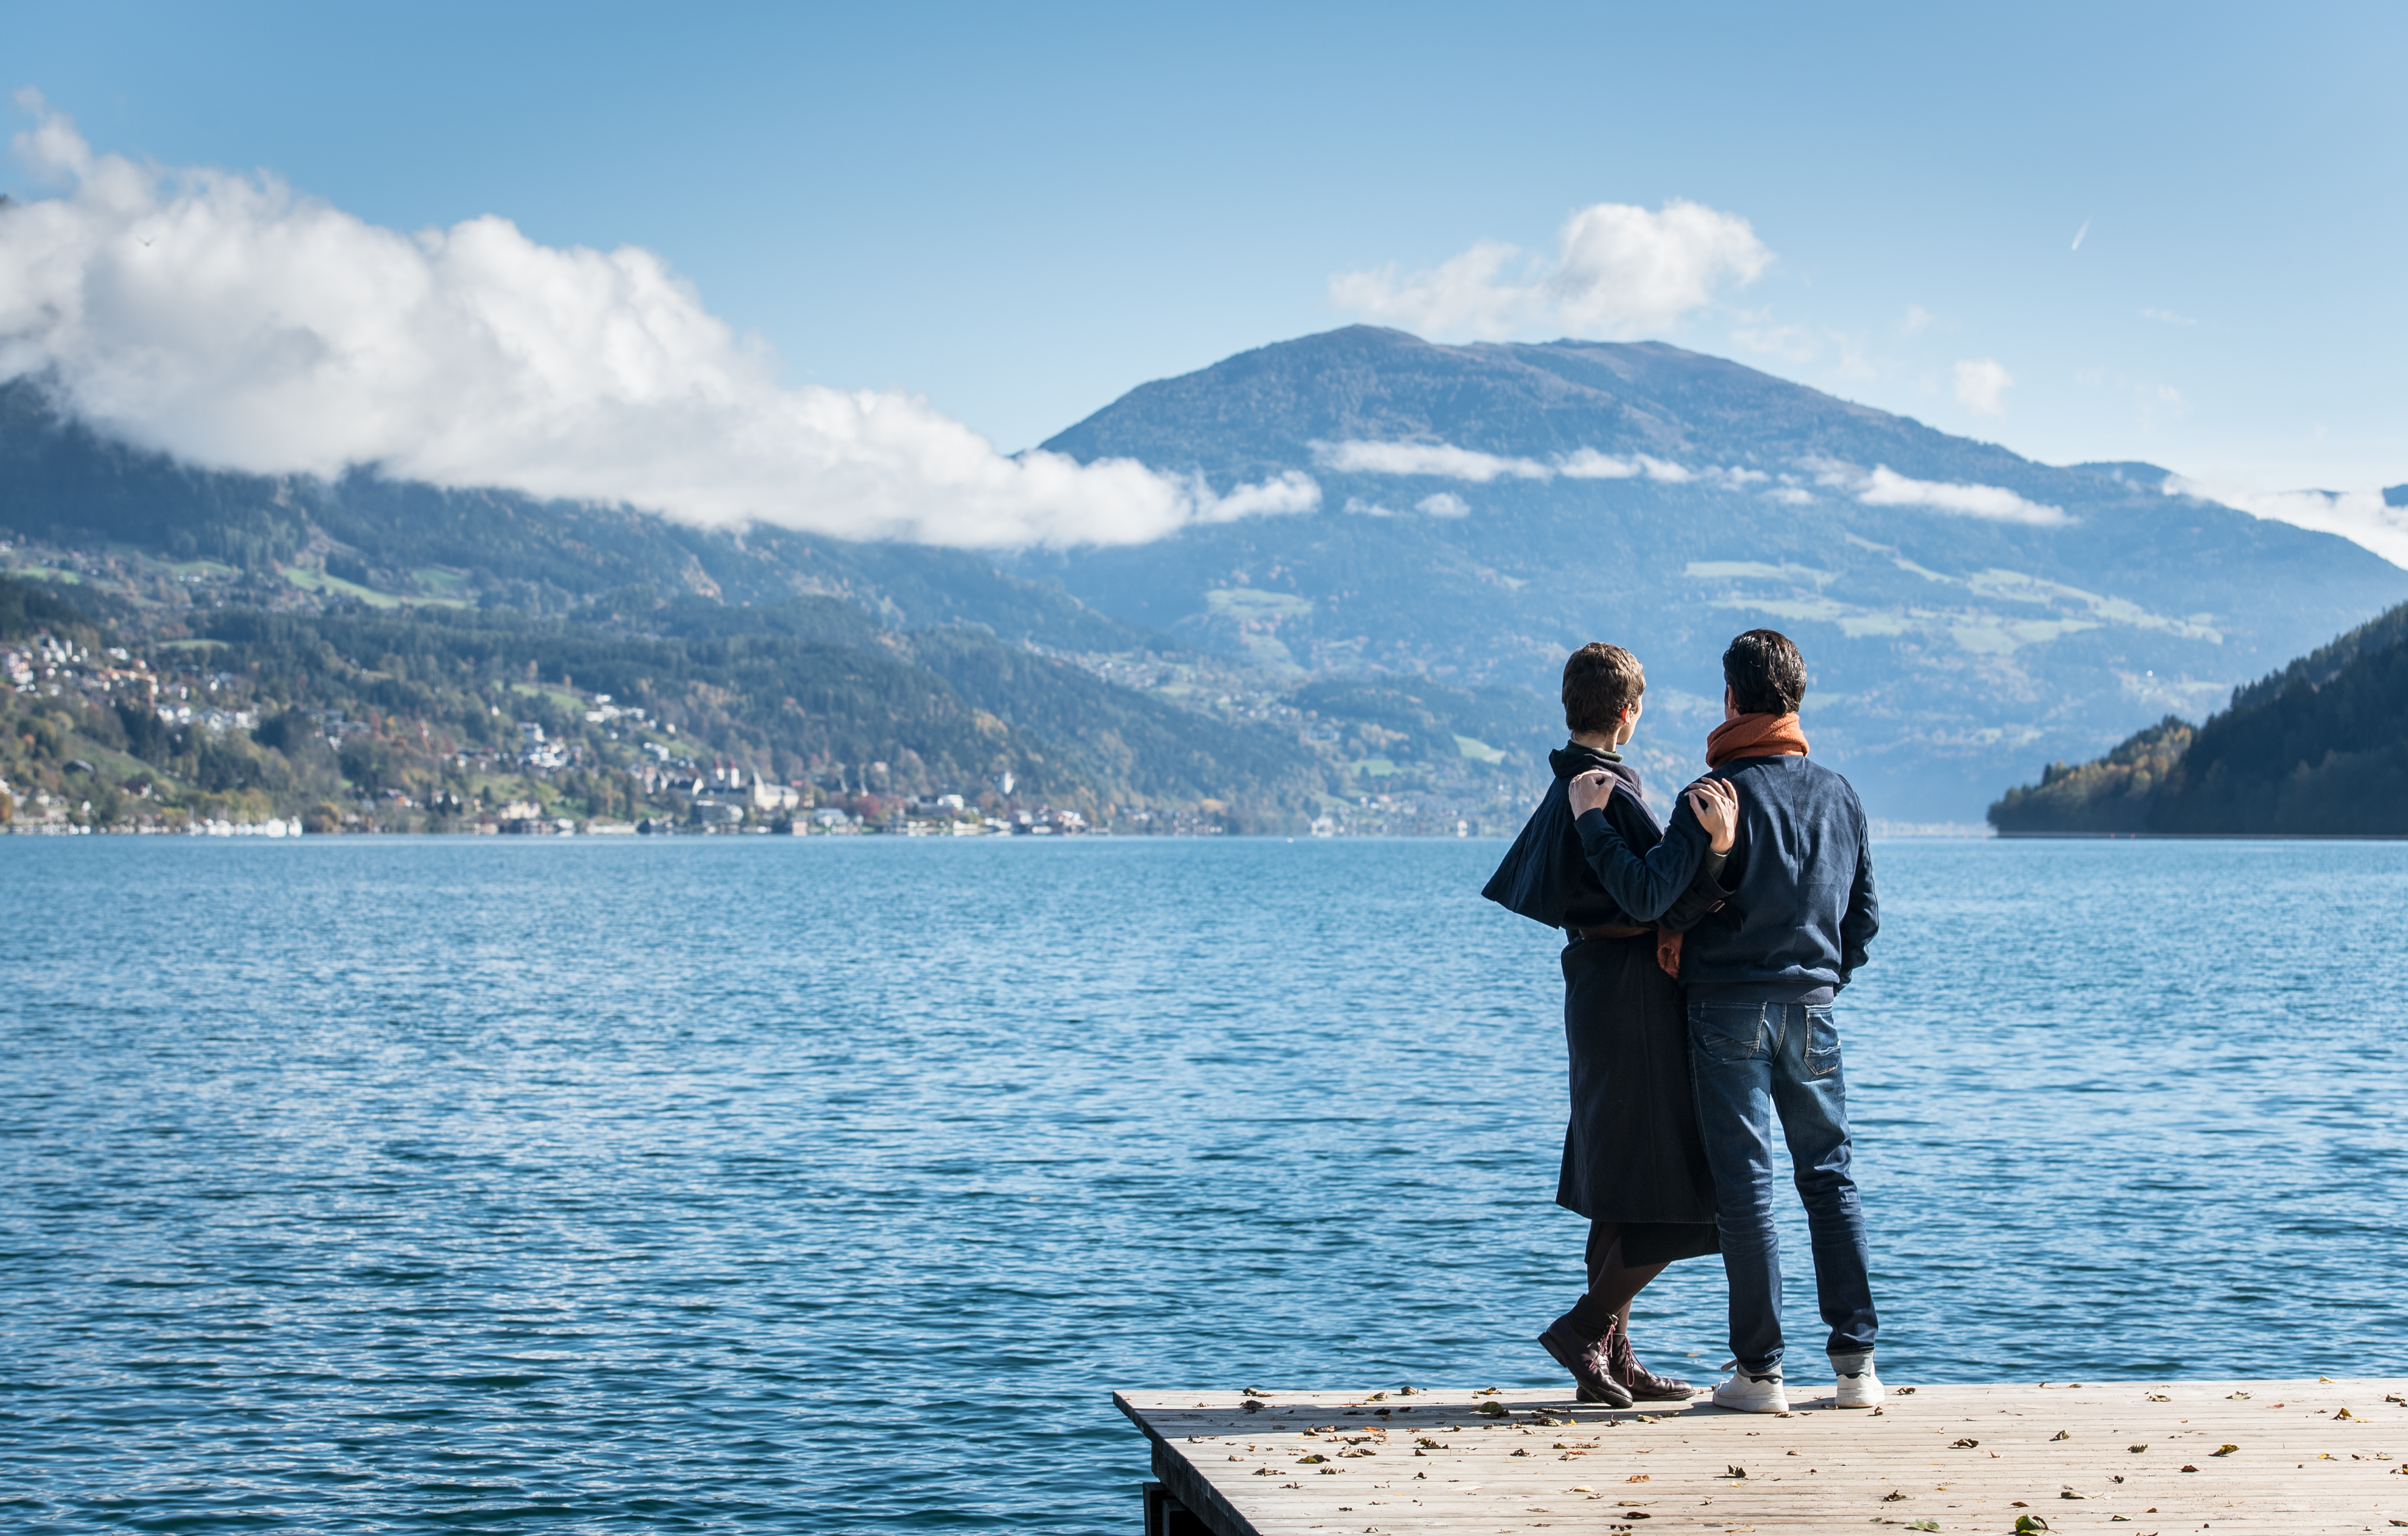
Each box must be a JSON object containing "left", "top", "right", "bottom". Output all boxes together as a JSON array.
[
  {"left": 1881, "top": 1489, "right": 1906, "bottom": 1501},
  {"left": 2180, "top": 1464, "right": 2198, "bottom": 1472},
  {"left": 2128, "top": 1443, "right": 2146, "bottom": 1452},
  {"left": 1626, "top": 1473, "right": 1648, "bottom": 1482},
  {"left": 2147, "top": 1392, "right": 2170, "bottom": 1402},
  {"left": 1475, "top": 1401, "right": 1508, "bottom": 1417},
  {"left": 2210, "top": 1444, "right": 2237, "bottom": 1456},
  {"left": 2051, "top": 1430, "right": 2070, "bottom": 1440},
  {"left": 1953, "top": 1437, "right": 1980, "bottom": 1448},
  {"left": 2336, "top": 1407, "right": 2355, "bottom": 1420},
  {"left": 2014, "top": 1516, "right": 2050, "bottom": 1533},
  {"left": 1724, "top": 1465, "right": 1746, "bottom": 1479}
]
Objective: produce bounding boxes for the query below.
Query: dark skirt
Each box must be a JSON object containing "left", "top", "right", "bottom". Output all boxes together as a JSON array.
[{"left": 1556, "top": 932, "right": 1718, "bottom": 1258}]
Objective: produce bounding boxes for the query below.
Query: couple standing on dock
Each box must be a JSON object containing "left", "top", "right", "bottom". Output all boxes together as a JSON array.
[{"left": 1484, "top": 629, "right": 1881, "bottom": 1416}]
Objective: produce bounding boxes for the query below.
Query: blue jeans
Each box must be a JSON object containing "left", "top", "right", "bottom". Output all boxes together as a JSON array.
[{"left": 1687, "top": 1000, "right": 1878, "bottom": 1374}]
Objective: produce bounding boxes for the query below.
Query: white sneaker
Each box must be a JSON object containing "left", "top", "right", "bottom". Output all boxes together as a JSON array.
[
  {"left": 1831, "top": 1350, "right": 1882, "bottom": 1408},
  {"left": 1712, "top": 1364, "right": 1788, "bottom": 1413}
]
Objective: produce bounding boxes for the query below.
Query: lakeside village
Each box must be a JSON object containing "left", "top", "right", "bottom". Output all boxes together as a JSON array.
[{"left": 1, "top": 626, "right": 1512, "bottom": 839}]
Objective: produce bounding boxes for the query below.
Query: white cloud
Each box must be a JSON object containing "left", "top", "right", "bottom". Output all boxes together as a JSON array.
[
  {"left": 2140, "top": 307, "right": 2198, "bottom": 326},
  {"left": 1557, "top": 448, "right": 1640, "bottom": 480},
  {"left": 1341, "top": 496, "right": 1396, "bottom": 517},
  {"left": 2162, "top": 476, "right": 2408, "bottom": 570},
  {"left": 1952, "top": 358, "right": 2013, "bottom": 416},
  {"left": 1900, "top": 304, "right": 1934, "bottom": 336},
  {"left": 0, "top": 94, "right": 1315, "bottom": 550},
  {"left": 1312, "top": 439, "right": 1550, "bottom": 481},
  {"left": 1328, "top": 198, "right": 1771, "bottom": 340},
  {"left": 1322, "top": 438, "right": 1785, "bottom": 497},
  {"left": 1844, "top": 463, "right": 2069, "bottom": 526},
  {"left": 1415, "top": 492, "right": 1469, "bottom": 518}
]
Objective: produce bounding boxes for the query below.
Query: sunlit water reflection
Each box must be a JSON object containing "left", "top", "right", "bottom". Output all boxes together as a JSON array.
[{"left": 2, "top": 836, "right": 2402, "bottom": 1532}]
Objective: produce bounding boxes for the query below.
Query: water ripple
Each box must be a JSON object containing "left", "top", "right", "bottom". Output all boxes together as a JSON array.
[{"left": 1, "top": 836, "right": 2402, "bottom": 1532}]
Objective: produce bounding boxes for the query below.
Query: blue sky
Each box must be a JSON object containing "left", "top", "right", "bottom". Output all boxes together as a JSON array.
[{"left": 8, "top": 0, "right": 2405, "bottom": 507}]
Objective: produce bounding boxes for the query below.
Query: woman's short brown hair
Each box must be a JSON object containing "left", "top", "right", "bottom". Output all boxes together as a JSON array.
[{"left": 1562, "top": 642, "right": 1644, "bottom": 736}]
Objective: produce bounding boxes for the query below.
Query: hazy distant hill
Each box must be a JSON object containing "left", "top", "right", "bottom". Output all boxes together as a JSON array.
[
  {"left": 1027, "top": 325, "right": 2408, "bottom": 819},
  {"left": 1990, "top": 599, "right": 2408, "bottom": 835}
]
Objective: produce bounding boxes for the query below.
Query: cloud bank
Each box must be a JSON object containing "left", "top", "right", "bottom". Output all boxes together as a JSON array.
[
  {"left": 1329, "top": 199, "right": 1771, "bottom": 340},
  {"left": 2163, "top": 476, "right": 2408, "bottom": 570},
  {"left": 1318, "top": 439, "right": 1741, "bottom": 488},
  {"left": 0, "top": 95, "right": 1315, "bottom": 549}
]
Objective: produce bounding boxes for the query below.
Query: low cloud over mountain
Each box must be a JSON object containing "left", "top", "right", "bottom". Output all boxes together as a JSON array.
[{"left": 0, "top": 95, "right": 1315, "bottom": 549}]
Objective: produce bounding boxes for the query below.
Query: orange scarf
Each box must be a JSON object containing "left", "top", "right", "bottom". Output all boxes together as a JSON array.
[{"left": 1704, "top": 712, "right": 1809, "bottom": 769}]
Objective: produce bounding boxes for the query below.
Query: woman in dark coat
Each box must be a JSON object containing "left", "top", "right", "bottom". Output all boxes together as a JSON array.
[{"left": 1483, "top": 642, "right": 1735, "bottom": 1406}]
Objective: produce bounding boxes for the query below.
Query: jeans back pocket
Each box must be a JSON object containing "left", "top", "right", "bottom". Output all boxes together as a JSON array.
[
  {"left": 1689, "top": 1003, "right": 1769, "bottom": 1065},
  {"left": 1803, "top": 1005, "right": 1843, "bottom": 1077}
]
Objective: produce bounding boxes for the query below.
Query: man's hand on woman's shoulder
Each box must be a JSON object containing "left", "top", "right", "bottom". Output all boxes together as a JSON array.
[
  {"left": 1683, "top": 776, "right": 1739, "bottom": 854},
  {"left": 1567, "top": 769, "right": 1617, "bottom": 816}
]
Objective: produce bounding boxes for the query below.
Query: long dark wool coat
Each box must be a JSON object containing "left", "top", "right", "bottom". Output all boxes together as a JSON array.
[{"left": 1484, "top": 744, "right": 1722, "bottom": 1243}]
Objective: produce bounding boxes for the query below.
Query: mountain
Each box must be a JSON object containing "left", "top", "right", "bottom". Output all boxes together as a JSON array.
[
  {"left": 1988, "top": 599, "right": 2408, "bottom": 835},
  {"left": 1026, "top": 326, "right": 2408, "bottom": 819},
  {"left": 8, "top": 325, "right": 2405, "bottom": 828},
  {"left": 0, "top": 380, "right": 1546, "bottom": 835}
]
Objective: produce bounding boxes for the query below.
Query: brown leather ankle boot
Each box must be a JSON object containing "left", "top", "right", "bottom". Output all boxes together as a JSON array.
[
  {"left": 1609, "top": 1322, "right": 1698, "bottom": 1401},
  {"left": 1537, "top": 1312, "right": 1634, "bottom": 1408}
]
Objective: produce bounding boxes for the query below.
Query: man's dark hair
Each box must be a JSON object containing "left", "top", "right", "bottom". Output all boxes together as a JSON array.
[
  {"left": 1723, "top": 629, "right": 1808, "bottom": 716},
  {"left": 1562, "top": 642, "right": 1645, "bottom": 735}
]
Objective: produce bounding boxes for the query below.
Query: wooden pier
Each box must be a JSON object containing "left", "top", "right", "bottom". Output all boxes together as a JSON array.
[{"left": 1117, "top": 1378, "right": 2407, "bottom": 1534}]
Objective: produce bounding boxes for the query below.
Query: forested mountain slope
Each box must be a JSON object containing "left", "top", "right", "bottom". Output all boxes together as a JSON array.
[{"left": 1989, "top": 599, "right": 2408, "bottom": 834}]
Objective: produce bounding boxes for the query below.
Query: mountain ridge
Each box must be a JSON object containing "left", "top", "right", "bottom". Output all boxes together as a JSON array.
[
  {"left": 6, "top": 327, "right": 2406, "bottom": 823},
  {"left": 1021, "top": 326, "right": 2408, "bottom": 817}
]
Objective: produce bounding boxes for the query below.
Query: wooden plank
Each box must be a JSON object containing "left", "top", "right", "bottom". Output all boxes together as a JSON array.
[{"left": 1117, "top": 1379, "right": 2408, "bottom": 1535}]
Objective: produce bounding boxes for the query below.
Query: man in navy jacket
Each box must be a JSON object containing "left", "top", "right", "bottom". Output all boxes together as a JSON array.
[{"left": 1566, "top": 629, "right": 1881, "bottom": 1414}]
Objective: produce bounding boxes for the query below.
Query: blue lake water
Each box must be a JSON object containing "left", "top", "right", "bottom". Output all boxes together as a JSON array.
[{"left": 3, "top": 835, "right": 2404, "bottom": 1534}]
